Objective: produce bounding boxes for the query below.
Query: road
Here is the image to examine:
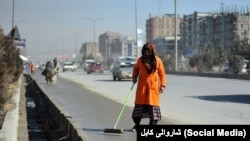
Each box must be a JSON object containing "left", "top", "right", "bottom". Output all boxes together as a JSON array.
[
  {"left": 32, "top": 69, "right": 250, "bottom": 140},
  {"left": 32, "top": 70, "right": 176, "bottom": 141}
]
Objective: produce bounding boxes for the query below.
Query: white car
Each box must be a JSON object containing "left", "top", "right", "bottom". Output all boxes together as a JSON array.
[
  {"left": 241, "top": 60, "right": 249, "bottom": 74},
  {"left": 112, "top": 61, "right": 135, "bottom": 81},
  {"left": 39, "top": 64, "right": 46, "bottom": 70},
  {"left": 110, "top": 56, "right": 136, "bottom": 72},
  {"left": 63, "top": 61, "right": 76, "bottom": 72}
]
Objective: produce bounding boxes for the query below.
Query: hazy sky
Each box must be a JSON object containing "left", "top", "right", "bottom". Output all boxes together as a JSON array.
[{"left": 0, "top": 0, "right": 249, "bottom": 60}]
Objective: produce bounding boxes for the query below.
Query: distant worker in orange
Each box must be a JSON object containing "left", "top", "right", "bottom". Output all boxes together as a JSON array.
[
  {"left": 30, "top": 62, "right": 35, "bottom": 74},
  {"left": 131, "top": 42, "right": 166, "bottom": 131}
]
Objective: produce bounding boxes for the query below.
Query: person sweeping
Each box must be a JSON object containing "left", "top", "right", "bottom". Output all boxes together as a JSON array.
[{"left": 131, "top": 42, "right": 166, "bottom": 132}]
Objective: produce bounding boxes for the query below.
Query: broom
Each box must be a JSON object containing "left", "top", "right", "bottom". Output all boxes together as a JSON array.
[{"left": 104, "top": 83, "right": 135, "bottom": 134}]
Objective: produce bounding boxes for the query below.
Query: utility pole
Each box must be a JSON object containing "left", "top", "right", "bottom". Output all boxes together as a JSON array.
[
  {"left": 85, "top": 18, "right": 104, "bottom": 58},
  {"left": 135, "top": 0, "right": 138, "bottom": 58},
  {"left": 86, "top": 18, "right": 104, "bottom": 43},
  {"left": 159, "top": 0, "right": 162, "bottom": 16},
  {"left": 59, "top": 38, "right": 67, "bottom": 61},
  {"left": 71, "top": 31, "right": 82, "bottom": 58},
  {"left": 12, "top": 0, "right": 15, "bottom": 29},
  {"left": 175, "top": 0, "right": 178, "bottom": 71}
]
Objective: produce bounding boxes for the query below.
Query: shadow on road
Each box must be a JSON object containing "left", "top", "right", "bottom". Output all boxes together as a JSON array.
[
  {"left": 95, "top": 79, "right": 132, "bottom": 82},
  {"left": 188, "top": 94, "right": 250, "bottom": 104}
]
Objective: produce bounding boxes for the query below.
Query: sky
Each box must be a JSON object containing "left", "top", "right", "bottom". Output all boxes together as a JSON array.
[{"left": 0, "top": 0, "right": 249, "bottom": 61}]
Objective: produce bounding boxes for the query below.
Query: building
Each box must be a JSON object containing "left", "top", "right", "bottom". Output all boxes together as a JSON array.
[
  {"left": 180, "top": 10, "right": 250, "bottom": 55},
  {"left": 79, "top": 42, "right": 100, "bottom": 60},
  {"left": 110, "top": 36, "right": 136, "bottom": 59},
  {"left": 153, "top": 36, "right": 181, "bottom": 54},
  {"left": 199, "top": 12, "right": 250, "bottom": 52},
  {"left": 145, "top": 14, "right": 182, "bottom": 55},
  {"left": 180, "top": 11, "right": 211, "bottom": 55},
  {"left": 99, "top": 31, "right": 121, "bottom": 62},
  {"left": 146, "top": 14, "right": 182, "bottom": 42}
]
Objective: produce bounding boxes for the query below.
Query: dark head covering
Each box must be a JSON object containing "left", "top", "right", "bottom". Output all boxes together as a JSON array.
[{"left": 141, "top": 42, "right": 157, "bottom": 74}]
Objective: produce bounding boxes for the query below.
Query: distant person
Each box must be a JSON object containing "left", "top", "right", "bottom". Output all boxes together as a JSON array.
[
  {"left": 29, "top": 62, "right": 35, "bottom": 74},
  {"left": 53, "top": 57, "right": 60, "bottom": 76},
  {"left": 42, "top": 60, "right": 54, "bottom": 75},
  {"left": 25, "top": 63, "right": 30, "bottom": 74},
  {"left": 131, "top": 42, "right": 166, "bottom": 132}
]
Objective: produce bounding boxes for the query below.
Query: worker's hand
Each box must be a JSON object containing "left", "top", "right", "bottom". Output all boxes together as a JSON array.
[
  {"left": 160, "top": 86, "right": 165, "bottom": 93},
  {"left": 132, "top": 77, "right": 137, "bottom": 84}
]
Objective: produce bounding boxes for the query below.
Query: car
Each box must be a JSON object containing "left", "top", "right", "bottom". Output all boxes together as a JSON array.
[
  {"left": 39, "top": 64, "right": 46, "bottom": 70},
  {"left": 83, "top": 59, "right": 95, "bottom": 71},
  {"left": 63, "top": 61, "right": 76, "bottom": 72},
  {"left": 86, "top": 62, "right": 104, "bottom": 74},
  {"left": 241, "top": 60, "right": 249, "bottom": 74},
  {"left": 34, "top": 62, "right": 41, "bottom": 69},
  {"left": 110, "top": 56, "right": 136, "bottom": 72},
  {"left": 222, "top": 61, "right": 229, "bottom": 72},
  {"left": 112, "top": 61, "right": 135, "bottom": 81}
]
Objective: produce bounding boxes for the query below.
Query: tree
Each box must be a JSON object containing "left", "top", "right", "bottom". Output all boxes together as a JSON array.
[{"left": 228, "top": 54, "right": 244, "bottom": 74}]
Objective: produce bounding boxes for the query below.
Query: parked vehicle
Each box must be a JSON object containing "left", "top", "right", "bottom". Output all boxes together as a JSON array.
[
  {"left": 86, "top": 62, "right": 104, "bottom": 74},
  {"left": 112, "top": 61, "right": 134, "bottom": 81},
  {"left": 63, "top": 61, "right": 76, "bottom": 72},
  {"left": 242, "top": 60, "right": 249, "bottom": 74},
  {"left": 222, "top": 61, "right": 229, "bottom": 72},
  {"left": 247, "top": 61, "right": 250, "bottom": 74}
]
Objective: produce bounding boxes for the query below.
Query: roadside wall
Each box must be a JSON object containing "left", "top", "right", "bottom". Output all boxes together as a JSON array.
[{"left": 31, "top": 76, "right": 90, "bottom": 141}]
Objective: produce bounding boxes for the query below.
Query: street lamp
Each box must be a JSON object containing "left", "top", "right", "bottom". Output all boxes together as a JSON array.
[
  {"left": 135, "top": 0, "right": 138, "bottom": 58},
  {"left": 85, "top": 18, "right": 104, "bottom": 44},
  {"left": 70, "top": 31, "right": 82, "bottom": 57},
  {"left": 58, "top": 38, "right": 67, "bottom": 60},
  {"left": 85, "top": 18, "right": 104, "bottom": 59},
  {"left": 175, "top": 0, "right": 178, "bottom": 71},
  {"left": 12, "top": 0, "right": 15, "bottom": 29}
]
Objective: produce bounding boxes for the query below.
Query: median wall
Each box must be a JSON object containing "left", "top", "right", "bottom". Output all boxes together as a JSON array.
[{"left": 30, "top": 75, "right": 90, "bottom": 141}]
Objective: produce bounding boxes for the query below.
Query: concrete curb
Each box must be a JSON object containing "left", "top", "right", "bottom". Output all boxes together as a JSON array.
[
  {"left": 31, "top": 76, "right": 90, "bottom": 141},
  {"left": 168, "top": 71, "right": 250, "bottom": 80},
  {"left": 0, "top": 78, "right": 21, "bottom": 141}
]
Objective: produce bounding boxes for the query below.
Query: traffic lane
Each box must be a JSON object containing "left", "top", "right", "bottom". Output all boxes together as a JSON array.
[
  {"left": 32, "top": 71, "right": 176, "bottom": 141},
  {"left": 58, "top": 70, "right": 250, "bottom": 124}
]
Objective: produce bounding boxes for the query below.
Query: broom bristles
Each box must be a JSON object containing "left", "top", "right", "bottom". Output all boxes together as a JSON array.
[{"left": 104, "top": 128, "right": 124, "bottom": 134}]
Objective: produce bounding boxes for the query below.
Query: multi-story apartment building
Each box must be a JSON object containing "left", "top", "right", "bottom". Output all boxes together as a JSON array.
[
  {"left": 146, "top": 14, "right": 182, "bottom": 54},
  {"left": 153, "top": 36, "right": 181, "bottom": 54},
  {"left": 146, "top": 14, "right": 181, "bottom": 42},
  {"left": 199, "top": 12, "right": 250, "bottom": 52},
  {"left": 110, "top": 36, "right": 135, "bottom": 59},
  {"left": 181, "top": 11, "right": 250, "bottom": 55},
  {"left": 99, "top": 31, "right": 121, "bottom": 61},
  {"left": 180, "top": 11, "right": 211, "bottom": 55},
  {"left": 79, "top": 42, "right": 99, "bottom": 60}
]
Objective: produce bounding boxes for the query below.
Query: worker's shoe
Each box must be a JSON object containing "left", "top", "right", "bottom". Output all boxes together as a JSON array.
[{"left": 131, "top": 125, "right": 137, "bottom": 132}]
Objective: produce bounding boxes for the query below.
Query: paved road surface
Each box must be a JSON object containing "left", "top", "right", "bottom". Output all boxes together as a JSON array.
[
  {"left": 32, "top": 70, "right": 176, "bottom": 141},
  {"left": 56, "top": 70, "right": 250, "bottom": 125},
  {"left": 32, "top": 69, "right": 250, "bottom": 140}
]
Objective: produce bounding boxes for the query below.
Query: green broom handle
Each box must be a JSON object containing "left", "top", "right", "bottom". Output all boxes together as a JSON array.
[{"left": 113, "top": 83, "right": 135, "bottom": 128}]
